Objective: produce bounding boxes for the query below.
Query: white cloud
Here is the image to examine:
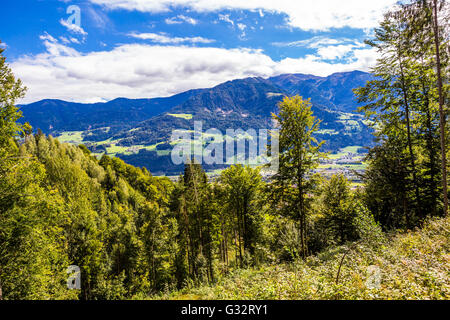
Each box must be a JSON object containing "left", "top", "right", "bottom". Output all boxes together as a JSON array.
[
  {"left": 59, "top": 36, "right": 81, "bottom": 45},
  {"left": 273, "top": 50, "right": 378, "bottom": 75},
  {"left": 219, "top": 14, "right": 234, "bottom": 26},
  {"left": 59, "top": 19, "right": 88, "bottom": 36},
  {"left": 165, "top": 15, "right": 198, "bottom": 25},
  {"left": 89, "top": 0, "right": 396, "bottom": 31},
  {"left": 128, "top": 32, "right": 215, "bottom": 44},
  {"left": 59, "top": 36, "right": 71, "bottom": 44},
  {"left": 237, "top": 23, "right": 247, "bottom": 31},
  {"left": 237, "top": 23, "right": 247, "bottom": 39},
  {"left": 316, "top": 44, "right": 361, "bottom": 60},
  {"left": 40, "top": 33, "right": 57, "bottom": 43},
  {"left": 272, "top": 36, "right": 368, "bottom": 61},
  {"left": 86, "top": 6, "right": 111, "bottom": 30},
  {"left": 12, "top": 35, "right": 378, "bottom": 104},
  {"left": 70, "top": 37, "right": 81, "bottom": 44},
  {"left": 272, "top": 36, "right": 350, "bottom": 48},
  {"left": 38, "top": 33, "right": 79, "bottom": 56}
]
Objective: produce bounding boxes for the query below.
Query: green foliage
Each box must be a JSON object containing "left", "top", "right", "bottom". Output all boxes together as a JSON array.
[
  {"left": 0, "top": 63, "right": 178, "bottom": 299},
  {"left": 320, "top": 174, "right": 357, "bottom": 244},
  {"left": 0, "top": 43, "right": 75, "bottom": 300},
  {"left": 157, "top": 215, "right": 449, "bottom": 300},
  {"left": 218, "top": 165, "right": 264, "bottom": 266},
  {"left": 0, "top": 42, "right": 27, "bottom": 151},
  {"left": 0, "top": 10, "right": 448, "bottom": 300},
  {"left": 170, "top": 161, "right": 216, "bottom": 286},
  {"left": 271, "top": 95, "right": 325, "bottom": 259},
  {"left": 355, "top": 2, "right": 449, "bottom": 229}
]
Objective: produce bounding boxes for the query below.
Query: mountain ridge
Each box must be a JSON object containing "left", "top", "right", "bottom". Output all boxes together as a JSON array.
[
  {"left": 20, "top": 70, "right": 371, "bottom": 133},
  {"left": 19, "top": 70, "right": 375, "bottom": 174}
]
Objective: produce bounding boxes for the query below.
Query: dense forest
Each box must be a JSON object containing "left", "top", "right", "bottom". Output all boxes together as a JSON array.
[{"left": 0, "top": 0, "right": 448, "bottom": 300}]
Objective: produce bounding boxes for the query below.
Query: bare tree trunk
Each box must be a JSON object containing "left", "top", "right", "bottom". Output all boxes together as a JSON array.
[
  {"left": 432, "top": 0, "right": 448, "bottom": 216},
  {"left": 0, "top": 275, "right": 3, "bottom": 300}
]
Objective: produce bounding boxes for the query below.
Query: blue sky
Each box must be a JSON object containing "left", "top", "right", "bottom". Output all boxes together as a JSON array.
[{"left": 1, "top": 0, "right": 397, "bottom": 103}]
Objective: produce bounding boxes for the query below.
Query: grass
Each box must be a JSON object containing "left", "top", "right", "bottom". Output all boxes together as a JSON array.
[
  {"left": 340, "top": 146, "right": 363, "bottom": 154},
  {"left": 57, "top": 129, "right": 369, "bottom": 175},
  {"left": 167, "top": 113, "right": 194, "bottom": 120},
  {"left": 106, "top": 144, "right": 130, "bottom": 155},
  {"left": 156, "top": 150, "right": 172, "bottom": 156},
  {"left": 326, "top": 146, "right": 364, "bottom": 160},
  {"left": 317, "top": 129, "right": 339, "bottom": 135},
  {"left": 343, "top": 164, "right": 366, "bottom": 170},
  {"left": 338, "top": 113, "right": 353, "bottom": 120},
  {"left": 266, "top": 92, "right": 284, "bottom": 98},
  {"left": 55, "top": 131, "right": 84, "bottom": 144},
  {"left": 106, "top": 143, "right": 170, "bottom": 156},
  {"left": 153, "top": 216, "right": 450, "bottom": 300}
]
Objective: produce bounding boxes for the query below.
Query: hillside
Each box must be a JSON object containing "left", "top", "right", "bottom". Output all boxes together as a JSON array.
[
  {"left": 269, "top": 71, "right": 374, "bottom": 113},
  {"left": 19, "top": 71, "right": 375, "bottom": 175},
  {"left": 155, "top": 216, "right": 450, "bottom": 300},
  {"left": 19, "top": 89, "right": 204, "bottom": 137}
]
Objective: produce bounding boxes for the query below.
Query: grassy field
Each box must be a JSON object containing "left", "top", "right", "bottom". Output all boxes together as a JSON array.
[
  {"left": 326, "top": 146, "right": 365, "bottom": 160},
  {"left": 55, "top": 131, "right": 84, "bottom": 144},
  {"left": 317, "top": 129, "right": 339, "bottom": 135},
  {"left": 56, "top": 129, "right": 369, "bottom": 176},
  {"left": 152, "top": 216, "right": 450, "bottom": 300},
  {"left": 168, "top": 113, "right": 194, "bottom": 120}
]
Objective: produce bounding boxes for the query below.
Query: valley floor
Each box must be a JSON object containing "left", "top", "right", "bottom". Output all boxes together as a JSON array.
[{"left": 152, "top": 216, "right": 449, "bottom": 300}]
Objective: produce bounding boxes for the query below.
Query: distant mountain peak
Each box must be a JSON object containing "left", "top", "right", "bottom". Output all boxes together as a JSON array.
[
  {"left": 19, "top": 70, "right": 372, "bottom": 133},
  {"left": 19, "top": 70, "right": 375, "bottom": 174}
]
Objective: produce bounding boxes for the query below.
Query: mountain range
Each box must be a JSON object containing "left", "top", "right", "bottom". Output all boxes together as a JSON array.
[{"left": 19, "top": 70, "right": 375, "bottom": 175}]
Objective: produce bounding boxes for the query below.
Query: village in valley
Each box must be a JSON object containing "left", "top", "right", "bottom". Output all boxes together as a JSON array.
[{"left": 316, "top": 146, "right": 367, "bottom": 184}]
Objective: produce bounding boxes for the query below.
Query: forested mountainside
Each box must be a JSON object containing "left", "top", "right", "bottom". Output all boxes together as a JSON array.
[
  {"left": 269, "top": 70, "right": 374, "bottom": 113},
  {"left": 20, "top": 71, "right": 373, "bottom": 135},
  {"left": 19, "top": 89, "right": 204, "bottom": 135},
  {"left": 19, "top": 71, "right": 375, "bottom": 174}
]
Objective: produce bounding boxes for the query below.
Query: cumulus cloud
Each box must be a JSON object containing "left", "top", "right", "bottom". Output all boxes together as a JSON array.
[
  {"left": 128, "top": 32, "right": 215, "bottom": 44},
  {"left": 12, "top": 35, "right": 378, "bottom": 104},
  {"left": 165, "top": 15, "right": 198, "bottom": 25},
  {"left": 38, "top": 33, "right": 79, "bottom": 56},
  {"left": 89, "top": 0, "right": 396, "bottom": 31}
]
